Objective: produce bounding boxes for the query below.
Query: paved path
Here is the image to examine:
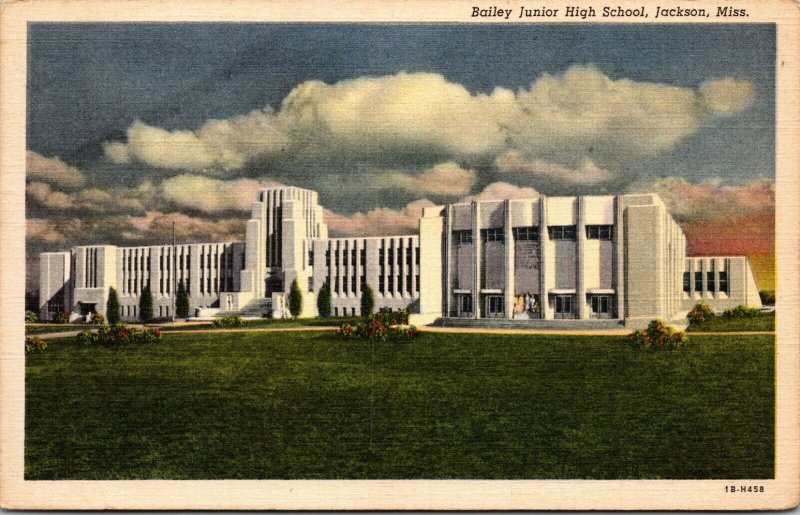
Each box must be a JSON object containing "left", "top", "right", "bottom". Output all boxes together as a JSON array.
[{"left": 31, "top": 325, "right": 774, "bottom": 339}]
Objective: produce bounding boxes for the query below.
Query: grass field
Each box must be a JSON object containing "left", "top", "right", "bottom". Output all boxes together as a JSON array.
[
  {"left": 25, "top": 331, "right": 774, "bottom": 480},
  {"left": 687, "top": 312, "right": 775, "bottom": 332}
]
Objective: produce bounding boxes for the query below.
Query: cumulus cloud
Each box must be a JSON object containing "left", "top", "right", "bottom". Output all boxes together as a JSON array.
[
  {"left": 325, "top": 199, "right": 435, "bottom": 237},
  {"left": 378, "top": 162, "right": 477, "bottom": 196},
  {"left": 495, "top": 151, "right": 615, "bottom": 185},
  {"left": 104, "top": 66, "right": 757, "bottom": 179},
  {"left": 160, "top": 174, "right": 283, "bottom": 213},
  {"left": 26, "top": 181, "right": 146, "bottom": 213},
  {"left": 26, "top": 151, "right": 86, "bottom": 189},
  {"left": 459, "top": 182, "right": 541, "bottom": 203},
  {"left": 127, "top": 211, "right": 247, "bottom": 242},
  {"left": 643, "top": 177, "right": 774, "bottom": 222},
  {"left": 699, "top": 78, "right": 756, "bottom": 115}
]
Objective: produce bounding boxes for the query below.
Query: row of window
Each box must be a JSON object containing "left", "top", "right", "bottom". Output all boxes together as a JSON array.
[
  {"left": 683, "top": 271, "right": 729, "bottom": 293},
  {"left": 453, "top": 225, "right": 614, "bottom": 244}
]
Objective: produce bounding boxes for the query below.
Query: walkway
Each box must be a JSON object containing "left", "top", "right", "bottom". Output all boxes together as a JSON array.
[{"left": 31, "top": 325, "right": 774, "bottom": 339}]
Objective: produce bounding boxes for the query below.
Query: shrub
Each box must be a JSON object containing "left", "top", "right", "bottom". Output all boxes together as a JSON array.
[
  {"left": 722, "top": 305, "right": 761, "bottom": 318},
  {"left": 628, "top": 319, "right": 687, "bottom": 351},
  {"left": 374, "top": 308, "right": 410, "bottom": 326},
  {"left": 89, "top": 313, "right": 106, "bottom": 325},
  {"left": 54, "top": 310, "right": 70, "bottom": 324},
  {"left": 360, "top": 284, "right": 375, "bottom": 316},
  {"left": 337, "top": 310, "right": 418, "bottom": 343},
  {"left": 78, "top": 323, "right": 161, "bottom": 346},
  {"left": 759, "top": 290, "right": 775, "bottom": 306},
  {"left": 25, "top": 337, "right": 47, "bottom": 353},
  {"left": 288, "top": 279, "right": 303, "bottom": 318},
  {"left": 317, "top": 281, "right": 332, "bottom": 317},
  {"left": 107, "top": 287, "right": 121, "bottom": 325},
  {"left": 25, "top": 310, "right": 39, "bottom": 323},
  {"left": 212, "top": 315, "right": 244, "bottom": 328},
  {"left": 687, "top": 302, "right": 715, "bottom": 324}
]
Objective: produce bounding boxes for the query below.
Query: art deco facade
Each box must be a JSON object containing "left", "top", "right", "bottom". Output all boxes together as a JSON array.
[{"left": 39, "top": 186, "right": 762, "bottom": 328}]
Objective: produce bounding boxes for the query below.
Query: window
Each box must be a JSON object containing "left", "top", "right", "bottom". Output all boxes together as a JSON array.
[
  {"left": 388, "top": 275, "right": 394, "bottom": 292},
  {"left": 695, "top": 272, "right": 703, "bottom": 291},
  {"left": 308, "top": 250, "right": 314, "bottom": 267},
  {"left": 351, "top": 276, "right": 356, "bottom": 293},
  {"left": 482, "top": 228, "right": 504, "bottom": 243},
  {"left": 415, "top": 275, "right": 419, "bottom": 292},
  {"left": 707, "top": 271, "right": 716, "bottom": 292},
  {"left": 351, "top": 249, "right": 357, "bottom": 265},
  {"left": 549, "top": 225, "right": 577, "bottom": 240},
  {"left": 343, "top": 251, "right": 348, "bottom": 267},
  {"left": 360, "top": 248, "right": 366, "bottom": 263},
  {"left": 683, "top": 272, "right": 691, "bottom": 293},
  {"left": 406, "top": 274, "right": 412, "bottom": 294},
  {"left": 719, "top": 271, "right": 729, "bottom": 293},
  {"left": 308, "top": 277, "right": 314, "bottom": 292},
  {"left": 513, "top": 226, "right": 539, "bottom": 241},
  {"left": 453, "top": 230, "right": 472, "bottom": 245},
  {"left": 325, "top": 250, "right": 330, "bottom": 267},
  {"left": 378, "top": 275, "right": 384, "bottom": 294},
  {"left": 415, "top": 247, "right": 420, "bottom": 265},
  {"left": 586, "top": 225, "right": 613, "bottom": 240},
  {"left": 334, "top": 276, "right": 340, "bottom": 294}
]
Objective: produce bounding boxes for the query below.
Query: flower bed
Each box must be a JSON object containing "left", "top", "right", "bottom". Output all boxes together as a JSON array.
[
  {"left": 25, "top": 337, "right": 47, "bottom": 354},
  {"left": 77, "top": 323, "right": 161, "bottom": 346},
  {"left": 337, "top": 310, "right": 418, "bottom": 343},
  {"left": 628, "top": 320, "right": 687, "bottom": 351}
]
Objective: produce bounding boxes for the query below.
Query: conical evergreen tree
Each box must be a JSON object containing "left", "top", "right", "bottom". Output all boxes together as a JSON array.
[
  {"left": 360, "top": 284, "right": 375, "bottom": 317},
  {"left": 106, "top": 287, "right": 120, "bottom": 324},
  {"left": 288, "top": 279, "right": 303, "bottom": 318},
  {"left": 176, "top": 280, "right": 190, "bottom": 319},
  {"left": 317, "top": 280, "right": 332, "bottom": 317},
  {"left": 139, "top": 284, "right": 154, "bottom": 323}
]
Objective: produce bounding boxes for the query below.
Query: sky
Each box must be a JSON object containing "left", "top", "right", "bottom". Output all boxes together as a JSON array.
[{"left": 26, "top": 23, "right": 776, "bottom": 291}]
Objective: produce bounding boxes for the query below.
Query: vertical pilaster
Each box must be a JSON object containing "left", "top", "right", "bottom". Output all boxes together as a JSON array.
[
  {"left": 576, "top": 196, "right": 586, "bottom": 319},
  {"left": 539, "top": 198, "right": 551, "bottom": 320},
  {"left": 472, "top": 201, "right": 481, "bottom": 319},
  {"left": 614, "top": 196, "right": 625, "bottom": 319},
  {"left": 504, "top": 200, "right": 514, "bottom": 319},
  {"left": 444, "top": 205, "right": 453, "bottom": 317}
]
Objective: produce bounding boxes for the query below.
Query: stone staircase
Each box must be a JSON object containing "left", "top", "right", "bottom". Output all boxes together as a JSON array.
[
  {"left": 432, "top": 317, "right": 625, "bottom": 330},
  {"left": 216, "top": 298, "right": 273, "bottom": 319}
]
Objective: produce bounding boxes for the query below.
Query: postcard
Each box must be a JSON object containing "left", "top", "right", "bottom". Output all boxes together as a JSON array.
[{"left": 0, "top": 0, "right": 798, "bottom": 509}]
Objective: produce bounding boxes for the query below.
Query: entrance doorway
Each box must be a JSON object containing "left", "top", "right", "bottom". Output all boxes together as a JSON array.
[
  {"left": 484, "top": 295, "right": 504, "bottom": 318},
  {"left": 553, "top": 295, "right": 574, "bottom": 319}
]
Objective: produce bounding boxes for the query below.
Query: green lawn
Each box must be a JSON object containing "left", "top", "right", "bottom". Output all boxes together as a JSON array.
[
  {"left": 157, "top": 316, "right": 361, "bottom": 331},
  {"left": 25, "top": 324, "right": 88, "bottom": 335},
  {"left": 687, "top": 312, "right": 775, "bottom": 332},
  {"left": 25, "top": 331, "right": 774, "bottom": 480}
]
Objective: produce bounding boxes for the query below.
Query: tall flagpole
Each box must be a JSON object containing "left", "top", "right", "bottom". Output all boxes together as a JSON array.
[{"left": 172, "top": 221, "right": 176, "bottom": 323}]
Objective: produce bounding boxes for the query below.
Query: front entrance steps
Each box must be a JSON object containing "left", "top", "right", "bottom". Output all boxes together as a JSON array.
[
  {"left": 216, "top": 297, "right": 273, "bottom": 319},
  {"left": 432, "top": 317, "right": 624, "bottom": 330}
]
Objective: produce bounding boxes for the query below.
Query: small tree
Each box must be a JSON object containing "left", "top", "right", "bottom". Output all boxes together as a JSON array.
[
  {"left": 139, "top": 284, "right": 154, "bottom": 324},
  {"left": 317, "top": 280, "right": 332, "bottom": 317},
  {"left": 288, "top": 279, "right": 303, "bottom": 318},
  {"left": 106, "top": 287, "right": 121, "bottom": 325},
  {"left": 360, "top": 284, "right": 375, "bottom": 317},
  {"left": 176, "top": 280, "right": 189, "bottom": 319}
]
